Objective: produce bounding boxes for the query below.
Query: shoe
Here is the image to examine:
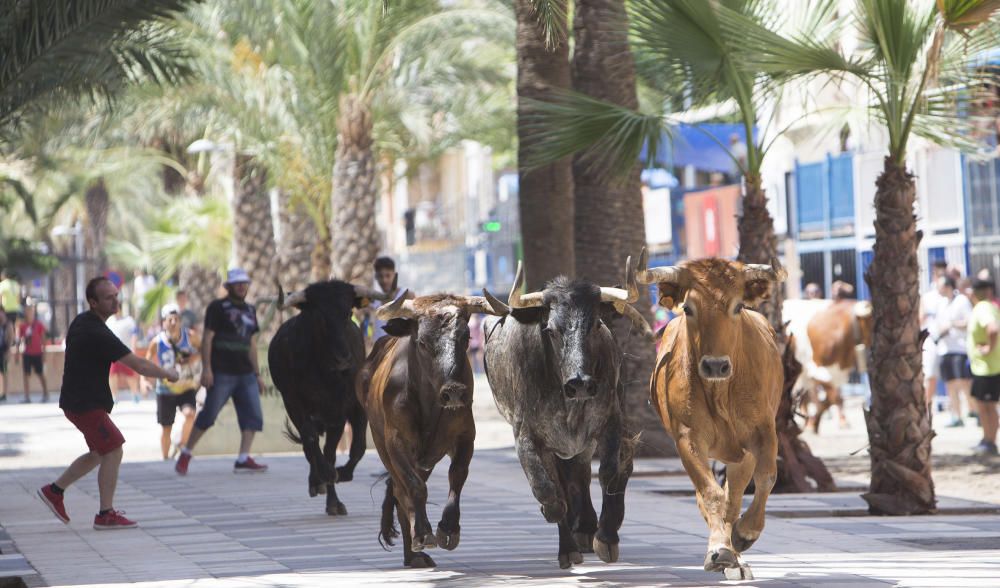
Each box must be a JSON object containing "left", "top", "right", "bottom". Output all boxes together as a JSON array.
[
  {"left": 93, "top": 509, "right": 137, "bottom": 530},
  {"left": 233, "top": 456, "right": 268, "bottom": 473},
  {"left": 175, "top": 452, "right": 191, "bottom": 475},
  {"left": 972, "top": 441, "right": 999, "bottom": 456},
  {"left": 945, "top": 418, "right": 964, "bottom": 428},
  {"left": 37, "top": 485, "right": 69, "bottom": 523}
]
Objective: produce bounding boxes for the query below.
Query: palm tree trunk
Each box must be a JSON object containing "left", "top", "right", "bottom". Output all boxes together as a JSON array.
[
  {"left": 571, "top": 0, "right": 673, "bottom": 456},
  {"left": 515, "top": 0, "right": 574, "bottom": 290},
  {"left": 863, "top": 157, "right": 936, "bottom": 515},
  {"left": 232, "top": 154, "right": 277, "bottom": 304},
  {"left": 330, "top": 93, "right": 378, "bottom": 284},
  {"left": 737, "top": 174, "right": 782, "bottom": 333},
  {"left": 276, "top": 190, "right": 316, "bottom": 291},
  {"left": 84, "top": 177, "right": 109, "bottom": 273}
]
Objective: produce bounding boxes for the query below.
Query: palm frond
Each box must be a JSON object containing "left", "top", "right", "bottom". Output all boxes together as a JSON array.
[
  {"left": 937, "top": 0, "right": 1000, "bottom": 30},
  {"left": 529, "top": 0, "right": 569, "bottom": 50}
]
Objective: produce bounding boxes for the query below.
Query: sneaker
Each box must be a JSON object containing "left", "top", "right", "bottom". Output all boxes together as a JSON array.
[
  {"left": 93, "top": 509, "right": 137, "bottom": 530},
  {"left": 233, "top": 456, "right": 268, "bottom": 473},
  {"left": 945, "top": 417, "right": 964, "bottom": 428},
  {"left": 175, "top": 452, "right": 191, "bottom": 475},
  {"left": 972, "top": 441, "right": 999, "bottom": 456},
  {"left": 37, "top": 485, "right": 69, "bottom": 524}
]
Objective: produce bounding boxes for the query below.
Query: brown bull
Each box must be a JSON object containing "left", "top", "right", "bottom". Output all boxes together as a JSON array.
[
  {"left": 803, "top": 298, "right": 872, "bottom": 432},
  {"left": 639, "top": 250, "right": 785, "bottom": 579},
  {"left": 359, "top": 292, "right": 504, "bottom": 568}
]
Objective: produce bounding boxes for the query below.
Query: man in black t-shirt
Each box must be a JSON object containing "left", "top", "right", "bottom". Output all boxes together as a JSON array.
[
  {"left": 37, "top": 277, "right": 178, "bottom": 530},
  {"left": 175, "top": 267, "right": 268, "bottom": 475}
]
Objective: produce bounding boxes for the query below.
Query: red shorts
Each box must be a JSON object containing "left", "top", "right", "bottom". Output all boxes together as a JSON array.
[
  {"left": 64, "top": 409, "right": 125, "bottom": 455},
  {"left": 109, "top": 361, "right": 136, "bottom": 377}
]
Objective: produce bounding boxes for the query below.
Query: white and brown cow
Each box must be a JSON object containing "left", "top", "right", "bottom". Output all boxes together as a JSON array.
[{"left": 638, "top": 250, "right": 785, "bottom": 579}]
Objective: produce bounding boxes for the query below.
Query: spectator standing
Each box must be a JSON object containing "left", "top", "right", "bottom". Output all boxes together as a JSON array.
[
  {"left": 468, "top": 313, "right": 484, "bottom": 373},
  {"left": 175, "top": 268, "right": 267, "bottom": 474},
  {"left": 967, "top": 278, "right": 1000, "bottom": 456},
  {"left": 17, "top": 302, "right": 48, "bottom": 403},
  {"left": 36, "top": 276, "right": 178, "bottom": 529},
  {"left": 804, "top": 283, "right": 823, "bottom": 299},
  {"left": 0, "top": 269, "right": 23, "bottom": 328},
  {"left": 145, "top": 304, "right": 201, "bottom": 460},
  {"left": 106, "top": 309, "right": 140, "bottom": 403},
  {"left": 0, "top": 311, "right": 12, "bottom": 401},
  {"left": 361, "top": 256, "right": 413, "bottom": 351},
  {"left": 175, "top": 289, "right": 199, "bottom": 333},
  {"left": 934, "top": 275, "right": 974, "bottom": 427}
]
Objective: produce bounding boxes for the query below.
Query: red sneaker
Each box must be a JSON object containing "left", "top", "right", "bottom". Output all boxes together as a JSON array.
[
  {"left": 93, "top": 509, "right": 137, "bottom": 530},
  {"left": 37, "top": 485, "right": 69, "bottom": 523},
  {"left": 175, "top": 452, "right": 191, "bottom": 475},
  {"left": 233, "top": 456, "right": 268, "bottom": 473}
]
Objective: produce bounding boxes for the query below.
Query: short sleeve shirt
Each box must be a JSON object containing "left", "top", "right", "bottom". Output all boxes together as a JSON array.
[
  {"left": 59, "top": 311, "right": 131, "bottom": 413},
  {"left": 18, "top": 320, "right": 46, "bottom": 356},
  {"left": 204, "top": 297, "right": 258, "bottom": 374},
  {"left": 968, "top": 300, "right": 1000, "bottom": 376}
]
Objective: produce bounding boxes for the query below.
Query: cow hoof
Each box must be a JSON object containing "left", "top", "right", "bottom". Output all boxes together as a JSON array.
[
  {"left": 309, "top": 484, "right": 326, "bottom": 497},
  {"left": 703, "top": 546, "right": 738, "bottom": 572},
  {"left": 593, "top": 537, "right": 619, "bottom": 563},
  {"left": 326, "top": 502, "right": 347, "bottom": 516},
  {"left": 335, "top": 466, "right": 354, "bottom": 483},
  {"left": 573, "top": 532, "right": 594, "bottom": 553},
  {"left": 404, "top": 552, "right": 436, "bottom": 568},
  {"left": 435, "top": 526, "right": 460, "bottom": 551},
  {"left": 731, "top": 527, "right": 758, "bottom": 553},
  {"left": 724, "top": 563, "right": 754, "bottom": 581},
  {"left": 558, "top": 551, "right": 584, "bottom": 569},
  {"left": 411, "top": 532, "right": 438, "bottom": 552}
]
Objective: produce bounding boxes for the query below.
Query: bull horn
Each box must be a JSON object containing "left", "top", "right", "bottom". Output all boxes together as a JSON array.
[
  {"left": 614, "top": 301, "right": 652, "bottom": 338},
  {"left": 635, "top": 246, "right": 690, "bottom": 286},
  {"left": 461, "top": 295, "right": 508, "bottom": 316},
  {"left": 508, "top": 261, "right": 545, "bottom": 308},
  {"left": 376, "top": 289, "right": 416, "bottom": 320},
  {"left": 743, "top": 256, "right": 788, "bottom": 283},
  {"left": 600, "top": 254, "right": 641, "bottom": 304},
  {"left": 854, "top": 300, "right": 872, "bottom": 318},
  {"left": 281, "top": 289, "right": 307, "bottom": 309},
  {"left": 481, "top": 288, "right": 510, "bottom": 315},
  {"left": 353, "top": 284, "right": 390, "bottom": 302}
]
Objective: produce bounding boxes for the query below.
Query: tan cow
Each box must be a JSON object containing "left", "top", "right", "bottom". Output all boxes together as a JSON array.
[
  {"left": 803, "top": 299, "right": 872, "bottom": 431},
  {"left": 638, "top": 250, "right": 785, "bottom": 580}
]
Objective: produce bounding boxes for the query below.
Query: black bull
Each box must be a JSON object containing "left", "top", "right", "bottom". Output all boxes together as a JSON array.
[
  {"left": 267, "top": 280, "right": 381, "bottom": 516},
  {"left": 482, "top": 262, "right": 648, "bottom": 569}
]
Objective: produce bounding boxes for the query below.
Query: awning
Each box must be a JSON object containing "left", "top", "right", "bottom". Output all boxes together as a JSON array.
[{"left": 641, "top": 123, "right": 752, "bottom": 174}]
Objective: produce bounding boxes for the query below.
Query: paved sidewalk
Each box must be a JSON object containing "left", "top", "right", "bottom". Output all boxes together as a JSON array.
[{"left": 2, "top": 447, "right": 1000, "bottom": 587}]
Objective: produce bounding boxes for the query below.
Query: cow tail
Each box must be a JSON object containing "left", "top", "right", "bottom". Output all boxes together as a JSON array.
[
  {"left": 283, "top": 419, "right": 303, "bottom": 445},
  {"left": 376, "top": 474, "right": 399, "bottom": 550}
]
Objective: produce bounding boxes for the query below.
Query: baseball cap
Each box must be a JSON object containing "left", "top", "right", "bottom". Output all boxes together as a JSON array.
[
  {"left": 225, "top": 267, "right": 251, "bottom": 285},
  {"left": 161, "top": 303, "right": 180, "bottom": 319}
]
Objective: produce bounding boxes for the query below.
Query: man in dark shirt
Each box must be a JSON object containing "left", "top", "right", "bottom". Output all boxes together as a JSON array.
[
  {"left": 37, "top": 276, "right": 178, "bottom": 530},
  {"left": 175, "top": 268, "right": 267, "bottom": 475}
]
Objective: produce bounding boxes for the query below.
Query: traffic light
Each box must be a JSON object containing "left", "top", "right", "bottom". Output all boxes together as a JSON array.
[{"left": 483, "top": 220, "right": 501, "bottom": 233}]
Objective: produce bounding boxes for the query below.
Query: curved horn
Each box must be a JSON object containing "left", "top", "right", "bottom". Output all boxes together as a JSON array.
[
  {"left": 376, "top": 290, "right": 416, "bottom": 320},
  {"left": 600, "top": 254, "right": 641, "bottom": 304},
  {"left": 461, "top": 295, "right": 508, "bottom": 317},
  {"left": 281, "top": 290, "right": 307, "bottom": 310},
  {"left": 614, "top": 302, "right": 652, "bottom": 338},
  {"left": 353, "top": 284, "right": 390, "bottom": 302},
  {"left": 635, "top": 246, "right": 690, "bottom": 286},
  {"left": 481, "top": 288, "right": 511, "bottom": 316},
  {"left": 508, "top": 261, "right": 545, "bottom": 308},
  {"left": 744, "top": 256, "right": 788, "bottom": 283}
]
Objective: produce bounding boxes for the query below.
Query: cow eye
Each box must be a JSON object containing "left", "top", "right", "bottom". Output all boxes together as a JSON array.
[
  {"left": 682, "top": 304, "right": 693, "bottom": 316},
  {"left": 733, "top": 302, "right": 744, "bottom": 314}
]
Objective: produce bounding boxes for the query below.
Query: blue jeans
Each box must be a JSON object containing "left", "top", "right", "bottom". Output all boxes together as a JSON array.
[{"left": 195, "top": 372, "right": 263, "bottom": 432}]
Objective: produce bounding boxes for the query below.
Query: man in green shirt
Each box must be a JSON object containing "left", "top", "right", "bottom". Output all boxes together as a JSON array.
[
  {"left": 0, "top": 269, "right": 23, "bottom": 326},
  {"left": 967, "top": 278, "right": 1000, "bottom": 456}
]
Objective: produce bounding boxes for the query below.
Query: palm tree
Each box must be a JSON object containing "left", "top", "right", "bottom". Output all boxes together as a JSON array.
[
  {"left": 0, "top": 0, "right": 199, "bottom": 133},
  {"left": 728, "top": 0, "right": 1000, "bottom": 514}
]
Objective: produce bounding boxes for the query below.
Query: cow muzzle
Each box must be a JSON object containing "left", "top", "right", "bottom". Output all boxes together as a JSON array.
[
  {"left": 699, "top": 355, "right": 733, "bottom": 381},
  {"left": 439, "top": 382, "right": 469, "bottom": 409},
  {"left": 563, "top": 375, "right": 596, "bottom": 400}
]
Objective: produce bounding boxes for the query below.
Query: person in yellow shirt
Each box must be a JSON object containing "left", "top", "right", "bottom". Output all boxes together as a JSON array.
[
  {"left": 967, "top": 278, "right": 1000, "bottom": 456},
  {"left": 0, "top": 269, "right": 23, "bottom": 327}
]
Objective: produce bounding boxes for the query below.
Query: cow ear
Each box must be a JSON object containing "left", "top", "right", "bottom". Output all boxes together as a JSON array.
[
  {"left": 658, "top": 284, "right": 686, "bottom": 311},
  {"left": 743, "top": 280, "right": 772, "bottom": 307},
  {"left": 510, "top": 307, "right": 547, "bottom": 324},
  {"left": 382, "top": 318, "right": 416, "bottom": 337}
]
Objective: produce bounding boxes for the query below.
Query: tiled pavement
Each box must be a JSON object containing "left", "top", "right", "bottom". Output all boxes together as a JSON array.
[{"left": 2, "top": 449, "right": 1000, "bottom": 587}]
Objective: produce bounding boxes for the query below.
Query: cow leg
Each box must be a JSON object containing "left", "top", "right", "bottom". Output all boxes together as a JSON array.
[
  {"left": 551, "top": 458, "right": 585, "bottom": 569},
  {"left": 436, "top": 436, "right": 473, "bottom": 551},
  {"left": 336, "top": 402, "right": 368, "bottom": 483},
  {"left": 379, "top": 477, "right": 400, "bottom": 547},
  {"left": 398, "top": 501, "right": 435, "bottom": 568},
  {"left": 387, "top": 437, "right": 437, "bottom": 552},
  {"left": 322, "top": 421, "right": 348, "bottom": 516},
  {"left": 676, "top": 433, "right": 738, "bottom": 572},
  {"left": 810, "top": 383, "right": 832, "bottom": 433},
  {"left": 289, "top": 413, "right": 331, "bottom": 497},
  {"left": 565, "top": 453, "right": 597, "bottom": 556},
  {"left": 732, "top": 431, "right": 778, "bottom": 554},
  {"left": 723, "top": 453, "right": 756, "bottom": 554},
  {"left": 514, "top": 431, "right": 566, "bottom": 524},
  {"left": 595, "top": 421, "right": 633, "bottom": 563}
]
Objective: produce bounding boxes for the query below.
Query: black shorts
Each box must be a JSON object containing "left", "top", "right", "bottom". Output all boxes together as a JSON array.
[
  {"left": 971, "top": 373, "right": 1000, "bottom": 403},
  {"left": 22, "top": 355, "right": 43, "bottom": 375},
  {"left": 939, "top": 353, "right": 972, "bottom": 382},
  {"left": 156, "top": 390, "right": 198, "bottom": 426},
  {"left": 0, "top": 353, "right": 6, "bottom": 374}
]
